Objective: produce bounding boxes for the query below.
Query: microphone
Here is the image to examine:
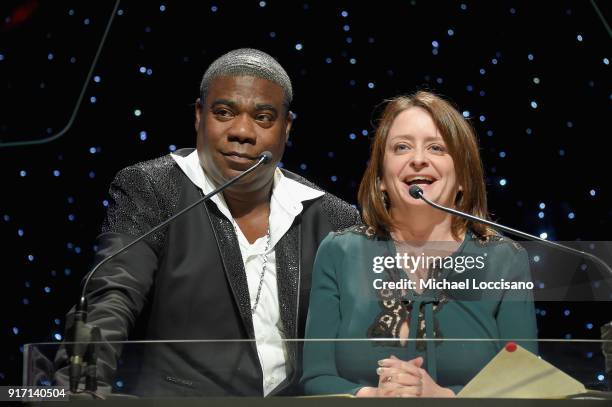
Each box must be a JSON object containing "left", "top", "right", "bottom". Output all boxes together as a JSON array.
[
  {"left": 260, "top": 150, "right": 272, "bottom": 164},
  {"left": 411, "top": 184, "right": 612, "bottom": 385},
  {"left": 408, "top": 185, "right": 612, "bottom": 275},
  {"left": 67, "top": 151, "right": 273, "bottom": 393}
]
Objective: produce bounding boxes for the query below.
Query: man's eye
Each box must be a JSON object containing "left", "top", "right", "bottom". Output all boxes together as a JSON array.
[
  {"left": 213, "top": 109, "right": 233, "bottom": 118},
  {"left": 256, "top": 113, "right": 273, "bottom": 122}
]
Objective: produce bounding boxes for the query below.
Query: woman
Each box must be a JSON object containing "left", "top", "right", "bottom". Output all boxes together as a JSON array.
[{"left": 301, "top": 91, "right": 537, "bottom": 397}]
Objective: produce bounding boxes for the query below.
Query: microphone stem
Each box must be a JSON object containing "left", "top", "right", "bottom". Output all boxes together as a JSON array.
[
  {"left": 69, "top": 154, "right": 270, "bottom": 391},
  {"left": 417, "top": 193, "right": 612, "bottom": 276},
  {"left": 79, "top": 155, "right": 268, "bottom": 302}
]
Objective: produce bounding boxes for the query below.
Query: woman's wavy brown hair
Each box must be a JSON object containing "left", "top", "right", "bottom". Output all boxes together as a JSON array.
[{"left": 358, "top": 91, "right": 495, "bottom": 240}]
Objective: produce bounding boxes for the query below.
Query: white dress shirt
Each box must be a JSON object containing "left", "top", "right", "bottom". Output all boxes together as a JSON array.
[{"left": 171, "top": 150, "right": 323, "bottom": 395}]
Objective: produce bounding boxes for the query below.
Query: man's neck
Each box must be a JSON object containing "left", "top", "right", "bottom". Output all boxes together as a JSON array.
[
  {"left": 223, "top": 187, "right": 271, "bottom": 217},
  {"left": 223, "top": 182, "right": 273, "bottom": 244}
]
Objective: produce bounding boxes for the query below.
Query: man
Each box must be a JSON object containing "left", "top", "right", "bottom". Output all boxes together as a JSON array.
[{"left": 63, "top": 48, "right": 360, "bottom": 396}]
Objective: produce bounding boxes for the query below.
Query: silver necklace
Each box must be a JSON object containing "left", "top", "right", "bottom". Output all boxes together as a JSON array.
[{"left": 233, "top": 219, "right": 271, "bottom": 313}]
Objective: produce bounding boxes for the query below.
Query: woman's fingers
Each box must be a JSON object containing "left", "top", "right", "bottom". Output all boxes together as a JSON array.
[
  {"left": 379, "top": 356, "right": 423, "bottom": 371},
  {"left": 382, "top": 383, "right": 423, "bottom": 398},
  {"left": 394, "top": 372, "right": 422, "bottom": 387},
  {"left": 376, "top": 357, "right": 427, "bottom": 397},
  {"left": 398, "top": 386, "right": 423, "bottom": 398},
  {"left": 377, "top": 365, "right": 422, "bottom": 380}
]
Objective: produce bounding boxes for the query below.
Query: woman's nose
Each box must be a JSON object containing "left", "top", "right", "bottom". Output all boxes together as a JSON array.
[{"left": 410, "top": 149, "right": 429, "bottom": 169}]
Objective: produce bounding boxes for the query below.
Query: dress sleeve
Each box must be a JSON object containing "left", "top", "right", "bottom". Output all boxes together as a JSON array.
[
  {"left": 300, "top": 233, "right": 365, "bottom": 395},
  {"left": 495, "top": 247, "right": 539, "bottom": 354}
]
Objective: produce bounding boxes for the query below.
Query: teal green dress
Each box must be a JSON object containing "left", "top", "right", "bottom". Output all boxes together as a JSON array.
[{"left": 301, "top": 226, "right": 537, "bottom": 395}]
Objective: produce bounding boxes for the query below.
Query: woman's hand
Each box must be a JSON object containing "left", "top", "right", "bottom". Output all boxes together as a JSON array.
[
  {"left": 355, "top": 359, "right": 422, "bottom": 398},
  {"left": 375, "top": 355, "right": 456, "bottom": 398}
]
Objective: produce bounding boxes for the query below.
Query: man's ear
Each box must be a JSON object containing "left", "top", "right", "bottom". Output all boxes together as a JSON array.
[
  {"left": 194, "top": 98, "right": 203, "bottom": 131},
  {"left": 284, "top": 110, "right": 294, "bottom": 143}
]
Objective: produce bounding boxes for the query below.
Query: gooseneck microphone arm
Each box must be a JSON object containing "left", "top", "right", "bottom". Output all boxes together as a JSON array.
[
  {"left": 408, "top": 185, "right": 612, "bottom": 276},
  {"left": 78, "top": 151, "right": 271, "bottom": 308},
  {"left": 68, "top": 151, "right": 272, "bottom": 393}
]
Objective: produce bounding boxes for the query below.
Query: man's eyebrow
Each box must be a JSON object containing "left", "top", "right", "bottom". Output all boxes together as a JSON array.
[
  {"left": 210, "top": 99, "right": 237, "bottom": 109},
  {"left": 255, "top": 103, "right": 278, "bottom": 114},
  {"left": 209, "top": 100, "right": 278, "bottom": 115}
]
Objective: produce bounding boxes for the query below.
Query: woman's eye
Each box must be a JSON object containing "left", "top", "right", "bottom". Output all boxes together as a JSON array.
[
  {"left": 430, "top": 144, "right": 446, "bottom": 153},
  {"left": 394, "top": 144, "right": 409, "bottom": 152}
]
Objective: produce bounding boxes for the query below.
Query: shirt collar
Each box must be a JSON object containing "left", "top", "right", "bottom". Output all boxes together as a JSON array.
[{"left": 170, "top": 149, "right": 324, "bottom": 221}]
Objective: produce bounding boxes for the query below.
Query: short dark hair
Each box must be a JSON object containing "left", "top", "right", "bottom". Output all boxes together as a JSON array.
[{"left": 200, "top": 48, "right": 293, "bottom": 109}]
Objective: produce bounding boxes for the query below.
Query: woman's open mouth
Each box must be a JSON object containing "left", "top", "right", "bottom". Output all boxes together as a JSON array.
[{"left": 404, "top": 176, "right": 437, "bottom": 187}]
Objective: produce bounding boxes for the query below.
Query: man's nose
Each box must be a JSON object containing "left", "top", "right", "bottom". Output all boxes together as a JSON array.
[{"left": 228, "top": 113, "right": 257, "bottom": 144}]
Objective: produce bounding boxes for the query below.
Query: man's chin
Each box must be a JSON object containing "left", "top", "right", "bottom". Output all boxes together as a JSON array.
[
  {"left": 224, "top": 157, "right": 257, "bottom": 173},
  {"left": 219, "top": 167, "right": 270, "bottom": 188},
  {"left": 207, "top": 161, "right": 251, "bottom": 182}
]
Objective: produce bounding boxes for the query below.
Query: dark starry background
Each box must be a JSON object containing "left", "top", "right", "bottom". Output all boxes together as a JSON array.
[{"left": 0, "top": 0, "right": 610, "bottom": 387}]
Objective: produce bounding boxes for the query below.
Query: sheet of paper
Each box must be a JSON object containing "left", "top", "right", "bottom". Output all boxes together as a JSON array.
[{"left": 458, "top": 343, "right": 586, "bottom": 398}]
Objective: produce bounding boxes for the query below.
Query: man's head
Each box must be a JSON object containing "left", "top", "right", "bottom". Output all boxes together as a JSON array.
[
  {"left": 200, "top": 48, "right": 293, "bottom": 110},
  {"left": 195, "top": 48, "right": 293, "bottom": 193}
]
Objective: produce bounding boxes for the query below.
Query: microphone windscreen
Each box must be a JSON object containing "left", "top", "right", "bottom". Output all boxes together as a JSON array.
[
  {"left": 409, "top": 185, "right": 423, "bottom": 199},
  {"left": 260, "top": 151, "right": 273, "bottom": 164}
]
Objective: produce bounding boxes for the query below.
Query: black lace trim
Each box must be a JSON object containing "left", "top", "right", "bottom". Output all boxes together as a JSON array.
[
  {"left": 334, "top": 224, "right": 379, "bottom": 239},
  {"left": 367, "top": 267, "right": 447, "bottom": 350}
]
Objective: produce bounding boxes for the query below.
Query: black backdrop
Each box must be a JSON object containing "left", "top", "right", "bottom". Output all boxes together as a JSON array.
[{"left": 1, "top": 0, "right": 610, "bottom": 385}]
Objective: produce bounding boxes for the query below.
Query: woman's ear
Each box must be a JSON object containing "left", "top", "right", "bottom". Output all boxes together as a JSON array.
[
  {"left": 377, "top": 176, "right": 387, "bottom": 192},
  {"left": 455, "top": 188, "right": 464, "bottom": 205}
]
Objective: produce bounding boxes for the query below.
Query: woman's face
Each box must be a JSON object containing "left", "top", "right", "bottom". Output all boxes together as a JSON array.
[{"left": 381, "top": 106, "right": 461, "bottom": 211}]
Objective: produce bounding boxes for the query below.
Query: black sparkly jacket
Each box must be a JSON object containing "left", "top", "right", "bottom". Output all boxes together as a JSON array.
[{"left": 64, "top": 148, "right": 360, "bottom": 396}]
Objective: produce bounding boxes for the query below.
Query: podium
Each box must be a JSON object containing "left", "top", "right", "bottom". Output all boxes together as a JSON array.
[
  {"left": 18, "top": 396, "right": 612, "bottom": 407},
  {"left": 20, "top": 238, "right": 612, "bottom": 403},
  {"left": 20, "top": 338, "right": 611, "bottom": 404}
]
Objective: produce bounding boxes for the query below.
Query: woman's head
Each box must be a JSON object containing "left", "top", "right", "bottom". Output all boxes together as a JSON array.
[{"left": 358, "top": 91, "right": 492, "bottom": 239}]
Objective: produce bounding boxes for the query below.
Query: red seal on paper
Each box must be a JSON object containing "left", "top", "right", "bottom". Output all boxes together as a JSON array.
[{"left": 505, "top": 342, "right": 517, "bottom": 352}]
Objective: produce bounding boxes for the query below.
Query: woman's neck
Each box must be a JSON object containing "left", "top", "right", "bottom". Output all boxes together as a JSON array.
[{"left": 389, "top": 205, "right": 459, "bottom": 243}]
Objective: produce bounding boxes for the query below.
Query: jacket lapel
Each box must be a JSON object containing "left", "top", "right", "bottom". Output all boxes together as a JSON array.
[
  {"left": 203, "top": 200, "right": 256, "bottom": 339},
  {"left": 203, "top": 194, "right": 303, "bottom": 381},
  {"left": 275, "top": 220, "right": 301, "bottom": 366}
]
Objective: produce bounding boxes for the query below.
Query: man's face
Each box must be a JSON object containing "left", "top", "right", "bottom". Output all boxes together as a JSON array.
[{"left": 195, "top": 75, "right": 291, "bottom": 192}]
